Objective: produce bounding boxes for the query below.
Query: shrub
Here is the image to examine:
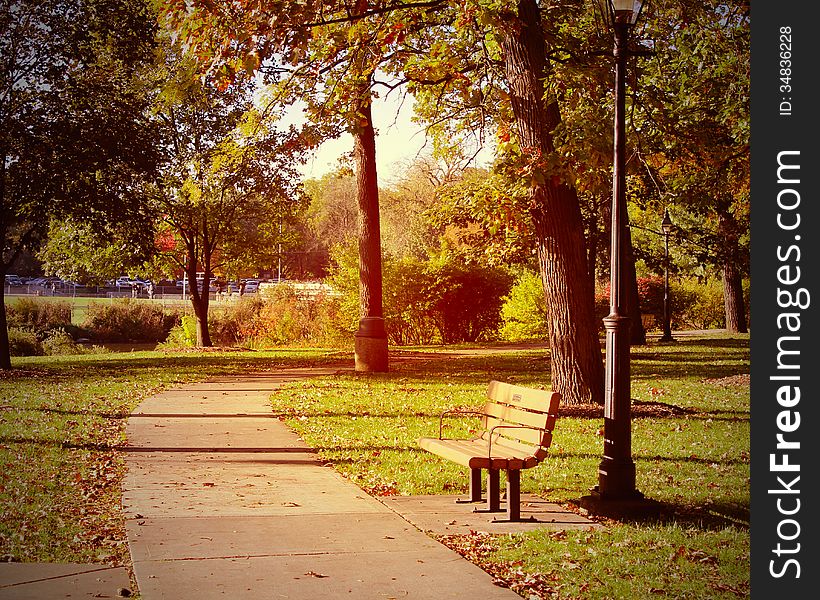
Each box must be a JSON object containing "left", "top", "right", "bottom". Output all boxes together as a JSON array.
[
  {"left": 596, "top": 276, "right": 681, "bottom": 331},
  {"left": 328, "top": 246, "right": 514, "bottom": 345},
  {"left": 208, "top": 297, "right": 266, "bottom": 346},
  {"left": 6, "top": 298, "right": 73, "bottom": 337},
  {"left": 82, "top": 299, "right": 181, "bottom": 342},
  {"left": 382, "top": 259, "right": 439, "bottom": 346},
  {"left": 673, "top": 278, "right": 725, "bottom": 330},
  {"left": 595, "top": 276, "right": 730, "bottom": 331},
  {"left": 169, "top": 291, "right": 349, "bottom": 349},
  {"left": 500, "top": 271, "right": 549, "bottom": 342},
  {"left": 8, "top": 327, "right": 43, "bottom": 356},
  {"left": 41, "top": 328, "right": 84, "bottom": 356},
  {"left": 160, "top": 314, "right": 198, "bottom": 348},
  {"left": 242, "top": 287, "right": 347, "bottom": 348},
  {"left": 428, "top": 261, "right": 513, "bottom": 344}
]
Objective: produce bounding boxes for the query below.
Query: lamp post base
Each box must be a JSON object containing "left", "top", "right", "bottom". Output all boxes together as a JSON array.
[
  {"left": 596, "top": 457, "right": 639, "bottom": 500},
  {"left": 579, "top": 486, "right": 663, "bottom": 520}
]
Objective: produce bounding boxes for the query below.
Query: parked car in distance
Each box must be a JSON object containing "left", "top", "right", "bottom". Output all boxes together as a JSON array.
[
  {"left": 241, "top": 279, "right": 260, "bottom": 293},
  {"left": 4, "top": 275, "right": 24, "bottom": 286}
]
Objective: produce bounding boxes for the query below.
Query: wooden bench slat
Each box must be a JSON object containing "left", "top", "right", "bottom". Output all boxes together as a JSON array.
[
  {"left": 419, "top": 437, "right": 527, "bottom": 460},
  {"left": 418, "top": 437, "right": 536, "bottom": 470},
  {"left": 482, "top": 402, "right": 551, "bottom": 430},
  {"left": 487, "top": 380, "right": 558, "bottom": 413},
  {"left": 483, "top": 415, "right": 546, "bottom": 446},
  {"left": 479, "top": 430, "right": 553, "bottom": 458}
]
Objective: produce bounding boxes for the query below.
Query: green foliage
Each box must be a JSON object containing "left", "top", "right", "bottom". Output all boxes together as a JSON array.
[
  {"left": 207, "top": 297, "right": 266, "bottom": 347},
  {"left": 41, "top": 328, "right": 84, "bottom": 356},
  {"left": 36, "top": 218, "right": 141, "bottom": 286},
  {"left": 500, "top": 270, "right": 549, "bottom": 342},
  {"left": 6, "top": 298, "right": 73, "bottom": 334},
  {"left": 7, "top": 328, "right": 43, "bottom": 357},
  {"left": 160, "top": 314, "right": 198, "bottom": 348},
  {"left": 636, "top": 2, "right": 750, "bottom": 280},
  {"left": 595, "top": 276, "right": 739, "bottom": 332},
  {"left": 249, "top": 290, "right": 344, "bottom": 348},
  {"left": 164, "top": 293, "right": 349, "bottom": 349},
  {"left": 328, "top": 245, "right": 513, "bottom": 345},
  {"left": 1, "top": 0, "right": 161, "bottom": 368},
  {"left": 429, "top": 259, "right": 514, "bottom": 344},
  {"left": 382, "top": 259, "right": 440, "bottom": 346},
  {"left": 673, "top": 278, "right": 727, "bottom": 330},
  {"left": 82, "top": 299, "right": 181, "bottom": 343},
  {"left": 431, "top": 168, "right": 535, "bottom": 267},
  {"left": 5, "top": 301, "right": 105, "bottom": 356},
  {"left": 146, "top": 41, "right": 309, "bottom": 345}
]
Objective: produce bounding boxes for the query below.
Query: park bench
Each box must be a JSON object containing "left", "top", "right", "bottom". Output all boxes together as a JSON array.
[{"left": 418, "top": 380, "right": 560, "bottom": 522}]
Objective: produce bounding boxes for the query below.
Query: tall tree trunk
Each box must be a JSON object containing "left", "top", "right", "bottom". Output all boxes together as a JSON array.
[
  {"left": 0, "top": 279, "right": 11, "bottom": 370},
  {"left": 185, "top": 248, "right": 212, "bottom": 347},
  {"left": 723, "top": 259, "right": 747, "bottom": 333},
  {"left": 501, "top": 0, "right": 604, "bottom": 405},
  {"left": 353, "top": 92, "right": 388, "bottom": 372},
  {"left": 193, "top": 295, "right": 212, "bottom": 347},
  {"left": 718, "top": 213, "right": 748, "bottom": 333}
]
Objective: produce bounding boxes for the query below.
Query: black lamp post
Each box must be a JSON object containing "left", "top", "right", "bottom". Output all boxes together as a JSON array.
[
  {"left": 598, "top": 0, "right": 644, "bottom": 501},
  {"left": 659, "top": 209, "right": 675, "bottom": 342}
]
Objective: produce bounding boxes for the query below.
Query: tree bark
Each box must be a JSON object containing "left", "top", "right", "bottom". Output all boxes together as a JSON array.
[
  {"left": 353, "top": 92, "right": 389, "bottom": 372},
  {"left": 718, "top": 213, "right": 748, "bottom": 333},
  {"left": 0, "top": 278, "right": 11, "bottom": 370},
  {"left": 501, "top": 0, "right": 604, "bottom": 405},
  {"left": 184, "top": 245, "right": 212, "bottom": 347},
  {"left": 723, "top": 259, "right": 747, "bottom": 333}
]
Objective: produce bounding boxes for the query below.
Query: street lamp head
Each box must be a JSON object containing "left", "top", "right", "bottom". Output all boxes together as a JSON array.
[
  {"left": 661, "top": 209, "right": 673, "bottom": 235},
  {"left": 610, "top": 0, "right": 645, "bottom": 24}
]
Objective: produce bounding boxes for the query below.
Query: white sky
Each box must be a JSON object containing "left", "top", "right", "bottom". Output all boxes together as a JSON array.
[
  {"left": 297, "top": 91, "right": 432, "bottom": 186},
  {"left": 293, "top": 91, "right": 495, "bottom": 186}
]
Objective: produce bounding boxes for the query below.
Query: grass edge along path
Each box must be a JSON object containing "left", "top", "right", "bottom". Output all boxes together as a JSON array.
[{"left": 275, "top": 335, "right": 750, "bottom": 599}]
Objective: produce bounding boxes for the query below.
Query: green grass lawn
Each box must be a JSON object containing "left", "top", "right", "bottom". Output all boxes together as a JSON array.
[{"left": 0, "top": 335, "right": 749, "bottom": 598}]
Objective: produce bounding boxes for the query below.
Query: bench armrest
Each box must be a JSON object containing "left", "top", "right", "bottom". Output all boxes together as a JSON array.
[
  {"left": 438, "top": 409, "right": 486, "bottom": 439},
  {"left": 487, "top": 423, "right": 547, "bottom": 460}
]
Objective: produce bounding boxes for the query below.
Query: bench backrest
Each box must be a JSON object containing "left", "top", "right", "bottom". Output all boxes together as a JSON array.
[{"left": 480, "top": 380, "right": 561, "bottom": 458}]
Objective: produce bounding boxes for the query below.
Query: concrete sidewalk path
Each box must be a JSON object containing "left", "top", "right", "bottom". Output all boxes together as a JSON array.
[{"left": 123, "top": 367, "right": 524, "bottom": 599}]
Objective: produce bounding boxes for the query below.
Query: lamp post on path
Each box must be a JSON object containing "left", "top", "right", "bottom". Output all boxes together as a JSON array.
[{"left": 597, "top": 0, "right": 645, "bottom": 501}]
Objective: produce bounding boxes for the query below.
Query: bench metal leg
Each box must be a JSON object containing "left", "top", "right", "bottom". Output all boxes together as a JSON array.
[
  {"left": 470, "top": 467, "right": 482, "bottom": 502},
  {"left": 472, "top": 469, "right": 503, "bottom": 513},
  {"left": 490, "top": 469, "right": 536, "bottom": 523},
  {"left": 456, "top": 468, "right": 483, "bottom": 504},
  {"left": 506, "top": 469, "right": 521, "bottom": 521},
  {"left": 477, "top": 469, "right": 502, "bottom": 512},
  {"left": 488, "top": 469, "right": 501, "bottom": 511}
]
